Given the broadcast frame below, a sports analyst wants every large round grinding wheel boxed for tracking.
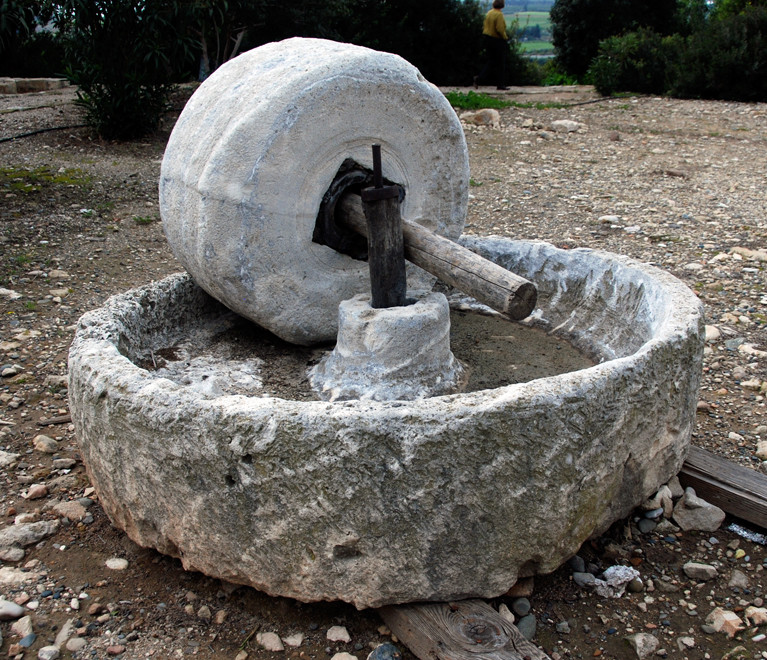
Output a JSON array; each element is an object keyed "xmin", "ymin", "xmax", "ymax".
[{"xmin": 160, "ymin": 38, "xmax": 470, "ymax": 345}]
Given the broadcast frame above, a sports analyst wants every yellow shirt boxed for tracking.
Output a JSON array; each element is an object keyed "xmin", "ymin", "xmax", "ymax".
[{"xmin": 483, "ymin": 8, "xmax": 508, "ymax": 40}]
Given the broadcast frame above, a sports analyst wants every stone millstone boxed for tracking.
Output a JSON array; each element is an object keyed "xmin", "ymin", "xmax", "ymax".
[
  {"xmin": 67, "ymin": 239, "xmax": 704, "ymax": 609},
  {"xmin": 159, "ymin": 38, "xmax": 469, "ymax": 345}
]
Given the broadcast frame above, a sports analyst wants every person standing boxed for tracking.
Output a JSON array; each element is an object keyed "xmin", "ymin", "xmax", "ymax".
[{"xmin": 476, "ymin": 0, "xmax": 510, "ymax": 90}]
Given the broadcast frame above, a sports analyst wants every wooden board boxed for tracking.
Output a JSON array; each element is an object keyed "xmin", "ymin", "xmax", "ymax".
[
  {"xmin": 679, "ymin": 445, "xmax": 767, "ymax": 529},
  {"xmin": 379, "ymin": 600, "xmax": 551, "ymax": 660}
]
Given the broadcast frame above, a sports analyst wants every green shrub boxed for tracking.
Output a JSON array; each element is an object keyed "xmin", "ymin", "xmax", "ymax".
[
  {"xmin": 53, "ymin": 0, "xmax": 190, "ymax": 140},
  {"xmin": 588, "ymin": 28, "xmax": 678, "ymax": 96},
  {"xmin": 671, "ymin": 5, "xmax": 767, "ymax": 102}
]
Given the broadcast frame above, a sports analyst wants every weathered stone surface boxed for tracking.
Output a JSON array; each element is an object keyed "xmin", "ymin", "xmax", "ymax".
[
  {"xmin": 683, "ymin": 561, "xmax": 718, "ymax": 581},
  {"xmin": 672, "ymin": 487, "xmax": 726, "ymax": 531},
  {"xmin": 0, "ymin": 521, "xmax": 59, "ymax": 557},
  {"xmin": 160, "ymin": 38, "xmax": 469, "ymax": 345},
  {"xmin": 309, "ymin": 292, "xmax": 464, "ymax": 401},
  {"xmin": 625, "ymin": 632, "xmax": 659, "ymax": 659},
  {"xmin": 68, "ymin": 239, "xmax": 703, "ymax": 608}
]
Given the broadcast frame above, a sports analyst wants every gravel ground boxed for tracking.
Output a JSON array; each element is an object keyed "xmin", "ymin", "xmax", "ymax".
[{"xmin": 1, "ymin": 82, "xmax": 767, "ymax": 660}]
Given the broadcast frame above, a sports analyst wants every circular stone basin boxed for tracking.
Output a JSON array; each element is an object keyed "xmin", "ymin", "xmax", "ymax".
[{"xmin": 68, "ymin": 238, "xmax": 703, "ymax": 609}]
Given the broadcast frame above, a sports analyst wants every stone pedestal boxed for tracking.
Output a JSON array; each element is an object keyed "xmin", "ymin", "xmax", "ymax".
[{"xmin": 309, "ymin": 291, "xmax": 465, "ymax": 402}]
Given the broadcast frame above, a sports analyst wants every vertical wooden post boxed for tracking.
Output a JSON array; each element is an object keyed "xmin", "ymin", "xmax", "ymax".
[{"xmin": 361, "ymin": 145, "xmax": 407, "ymax": 308}]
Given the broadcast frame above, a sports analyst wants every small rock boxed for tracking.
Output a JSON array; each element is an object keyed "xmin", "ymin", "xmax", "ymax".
[
  {"xmin": 567, "ymin": 555, "xmax": 586, "ymax": 573},
  {"xmin": 366, "ymin": 643, "xmax": 402, "ymax": 660},
  {"xmin": 0, "ymin": 450, "xmax": 20, "ymax": 467},
  {"xmin": 624, "ymin": 632, "xmax": 659, "ymax": 659},
  {"xmin": 0, "ymin": 598, "xmax": 26, "ymax": 620},
  {"xmin": 672, "ymin": 487, "xmax": 726, "ymax": 532},
  {"xmin": 460, "ymin": 109, "xmax": 501, "ymax": 129},
  {"xmin": 573, "ymin": 572, "xmax": 596, "ymax": 588},
  {"xmin": 637, "ymin": 518, "xmax": 656, "ymax": 534},
  {"xmin": 506, "ymin": 576, "xmax": 534, "ymax": 598},
  {"xmin": 327, "ymin": 625, "xmax": 352, "ymax": 643},
  {"xmin": 283, "ymin": 632, "xmax": 304, "ymax": 648},
  {"xmin": 331, "ymin": 654, "xmax": 358, "ymax": 660},
  {"xmin": 256, "ymin": 632, "xmax": 284, "ymax": 652},
  {"xmin": 729, "ymin": 569, "xmax": 749, "ymax": 589},
  {"xmin": 12, "ymin": 614, "xmax": 34, "ymax": 637},
  {"xmin": 37, "ymin": 646, "xmax": 60, "ymax": 660},
  {"xmin": 551, "ymin": 119, "xmax": 582, "ymax": 133},
  {"xmin": 511, "ymin": 598, "xmax": 531, "ymax": 617},
  {"xmin": 234, "ymin": 652, "xmax": 249, "ymax": 660},
  {"xmin": 683, "ymin": 562, "xmax": 718, "ymax": 581},
  {"xmin": 676, "ymin": 636, "xmax": 695, "ymax": 650},
  {"xmin": 25, "ymin": 483, "xmax": 48, "ymax": 500},
  {"xmin": 105, "ymin": 557, "xmax": 128, "ymax": 571},
  {"xmin": 106, "ymin": 645, "xmax": 126, "ymax": 656},
  {"xmin": 556, "ymin": 620, "xmax": 570, "ymax": 634},
  {"xmin": 593, "ymin": 565, "xmax": 640, "ymax": 598},
  {"xmin": 214, "ymin": 609, "xmax": 228, "ymax": 625},
  {"xmin": 627, "ymin": 578, "xmax": 644, "ymax": 593},
  {"xmin": 33, "ymin": 435, "xmax": 58, "ymax": 453},
  {"xmin": 756, "ymin": 440, "xmax": 767, "ymax": 461},
  {"xmin": 66, "ymin": 637, "xmax": 87, "ymax": 652},
  {"xmin": 745, "ymin": 606, "xmax": 767, "ymax": 626},
  {"xmin": 516, "ymin": 614, "xmax": 536, "ymax": 640},
  {"xmin": 705, "ymin": 325, "xmax": 721, "ymax": 342},
  {"xmin": 498, "ymin": 602, "xmax": 515, "ymax": 624},
  {"xmin": 706, "ymin": 607, "xmax": 745, "ymax": 638},
  {"xmin": 53, "ymin": 501, "xmax": 87, "ymax": 522},
  {"xmin": 197, "ymin": 604, "xmax": 212, "ymax": 622}
]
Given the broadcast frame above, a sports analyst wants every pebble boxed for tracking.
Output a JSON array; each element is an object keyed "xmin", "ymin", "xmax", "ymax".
[
  {"xmin": 106, "ymin": 645, "xmax": 126, "ymax": 656},
  {"xmin": 327, "ymin": 625, "xmax": 352, "ymax": 643},
  {"xmin": 625, "ymin": 632, "xmax": 658, "ymax": 659},
  {"xmin": 516, "ymin": 614, "xmax": 536, "ymax": 640},
  {"xmin": 37, "ymin": 646, "xmax": 60, "ymax": 660},
  {"xmin": 331, "ymin": 654, "xmax": 358, "ymax": 660},
  {"xmin": 256, "ymin": 632, "xmax": 284, "ymax": 651},
  {"xmin": 25, "ymin": 483, "xmax": 48, "ymax": 500},
  {"xmin": 283, "ymin": 632, "xmax": 304, "ymax": 647},
  {"xmin": 105, "ymin": 557, "xmax": 128, "ymax": 570},
  {"xmin": 66, "ymin": 637, "xmax": 86, "ymax": 652},
  {"xmin": 366, "ymin": 643, "xmax": 402, "ymax": 660},
  {"xmin": 0, "ymin": 598, "xmax": 26, "ymax": 620},
  {"xmin": 511, "ymin": 597, "xmax": 531, "ymax": 617},
  {"xmin": 32, "ymin": 434, "xmax": 58, "ymax": 453},
  {"xmin": 197, "ymin": 604, "xmax": 211, "ymax": 622},
  {"xmin": 683, "ymin": 561, "xmax": 718, "ymax": 581}
]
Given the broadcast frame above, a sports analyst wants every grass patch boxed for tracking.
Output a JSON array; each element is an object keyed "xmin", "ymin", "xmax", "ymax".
[
  {"xmin": 508, "ymin": 100, "xmax": 570, "ymax": 110},
  {"xmin": 0, "ymin": 165, "xmax": 91, "ymax": 195},
  {"xmin": 133, "ymin": 214, "xmax": 158, "ymax": 225},
  {"xmin": 444, "ymin": 91, "xmax": 511, "ymax": 110}
]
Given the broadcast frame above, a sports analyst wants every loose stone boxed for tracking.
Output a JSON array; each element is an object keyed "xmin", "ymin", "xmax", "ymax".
[
  {"xmin": 683, "ymin": 562, "xmax": 718, "ymax": 581},
  {"xmin": 66, "ymin": 637, "xmax": 86, "ymax": 652},
  {"xmin": 672, "ymin": 488, "xmax": 726, "ymax": 532},
  {"xmin": 624, "ymin": 632, "xmax": 659, "ymax": 659},
  {"xmin": 0, "ymin": 598, "xmax": 25, "ymax": 620},
  {"xmin": 32, "ymin": 435, "xmax": 58, "ymax": 453},
  {"xmin": 37, "ymin": 646, "xmax": 60, "ymax": 660},
  {"xmin": 283, "ymin": 633, "xmax": 304, "ymax": 648},
  {"xmin": 516, "ymin": 614, "xmax": 536, "ymax": 640},
  {"xmin": 105, "ymin": 557, "xmax": 128, "ymax": 571},
  {"xmin": 256, "ymin": 632, "xmax": 284, "ymax": 652},
  {"xmin": 511, "ymin": 598, "xmax": 531, "ymax": 617},
  {"xmin": 366, "ymin": 643, "xmax": 402, "ymax": 660},
  {"xmin": 327, "ymin": 625, "xmax": 352, "ymax": 643}
]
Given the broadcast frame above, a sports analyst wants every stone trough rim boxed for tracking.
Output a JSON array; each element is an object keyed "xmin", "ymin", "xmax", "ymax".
[{"xmin": 71, "ymin": 240, "xmax": 699, "ymax": 409}]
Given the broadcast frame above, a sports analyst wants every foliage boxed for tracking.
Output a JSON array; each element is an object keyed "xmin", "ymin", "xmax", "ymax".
[
  {"xmin": 671, "ymin": 4, "xmax": 767, "ymax": 101},
  {"xmin": 0, "ymin": 0, "xmax": 62, "ymax": 76},
  {"xmin": 550, "ymin": 0, "xmax": 679, "ymax": 79},
  {"xmin": 444, "ymin": 90, "xmax": 512, "ymax": 109},
  {"xmin": 52, "ymin": 0, "xmax": 191, "ymax": 140},
  {"xmin": 538, "ymin": 58, "xmax": 578, "ymax": 85},
  {"xmin": 588, "ymin": 28, "xmax": 677, "ymax": 96}
]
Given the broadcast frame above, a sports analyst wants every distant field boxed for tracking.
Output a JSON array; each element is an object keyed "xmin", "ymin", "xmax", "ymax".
[
  {"xmin": 510, "ymin": 11, "xmax": 552, "ymax": 31},
  {"xmin": 520, "ymin": 40, "xmax": 554, "ymax": 54}
]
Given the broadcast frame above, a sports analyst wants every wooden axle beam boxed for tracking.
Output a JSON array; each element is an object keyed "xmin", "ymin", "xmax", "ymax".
[{"xmin": 338, "ymin": 194, "xmax": 537, "ymax": 320}]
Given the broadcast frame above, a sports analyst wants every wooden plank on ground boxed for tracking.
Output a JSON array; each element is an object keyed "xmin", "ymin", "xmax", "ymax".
[
  {"xmin": 679, "ymin": 445, "xmax": 767, "ymax": 529},
  {"xmin": 378, "ymin": 599, "xmax": 551, "ymax": 660}
]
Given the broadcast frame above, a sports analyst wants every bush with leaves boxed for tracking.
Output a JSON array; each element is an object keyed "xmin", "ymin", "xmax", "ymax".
[
  {"xmin": 53, "ymin": 0, "xmax": 190, "ymax": 140},
  {"xmin": 588, "ymin": 28, "xmax": 679, "ymax": 97},
  {"xmin": 550, "ymin": 0, "xmax": 679, "ymax": 80},
  {"xmin": 671, "ymin": 4, "xmax": 767, "ymax": 101}
]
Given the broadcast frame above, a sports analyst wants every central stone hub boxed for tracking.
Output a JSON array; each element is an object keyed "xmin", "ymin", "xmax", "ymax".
[{"xmin": 309, "ymin": 290, "xmax": 465, "ymax": 401}]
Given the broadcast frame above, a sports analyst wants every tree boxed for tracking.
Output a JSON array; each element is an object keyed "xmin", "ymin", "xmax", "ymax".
[
  {"xmin": 52, "ymin": 0, "xmax": 190, "ymax": 139},
  {"xmin": 550, "ymin": 0, "xmax": 678, "ymax": 79}
]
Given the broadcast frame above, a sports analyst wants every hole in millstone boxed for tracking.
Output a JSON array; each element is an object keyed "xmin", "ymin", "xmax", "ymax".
[
  {"xmin": 312, "ymin": 158, "xmax": 405, "ymax": 260},
  {"xmin": 241, "ymin": 453, "xmax": 253, "ymax": 464},
  {"xmin": 224, "ymin": 473, "xmax": 236, "ymax": 487}
]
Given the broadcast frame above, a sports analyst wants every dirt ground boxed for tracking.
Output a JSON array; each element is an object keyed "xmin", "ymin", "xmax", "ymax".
[{"xmin": 1, "ymin": 82, "xmax": 767, "ymax": 660}]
